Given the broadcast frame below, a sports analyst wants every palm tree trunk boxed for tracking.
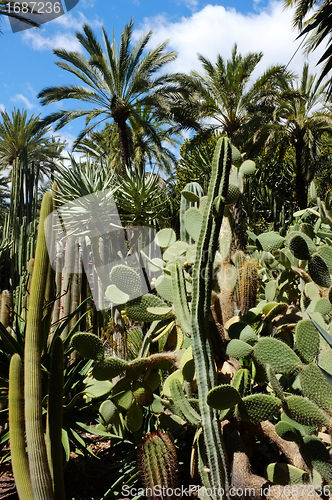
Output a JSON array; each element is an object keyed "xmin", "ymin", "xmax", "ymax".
[
  {"xmin": 295, "ymin": 144, "xmax": 308, "ymax": 210},
  {"xmin": 229, "ymin": 199, "xmax": 248, "ymax": 251}
]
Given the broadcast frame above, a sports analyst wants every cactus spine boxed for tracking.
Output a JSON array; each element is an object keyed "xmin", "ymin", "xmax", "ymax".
[
  {"xmin": 191, "ymin": 137, "xmax": 232, "ymax": 499},
  {"xmin": 24, "ymin": 191, "xmax": 54, "ymax": 500}
]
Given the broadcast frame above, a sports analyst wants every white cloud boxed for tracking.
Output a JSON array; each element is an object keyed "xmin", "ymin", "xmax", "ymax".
[
  {"xmin": 133, "ymin": 1, "xmax": 324, "ymax": 79},
  {"xmin": 21, "ymin": 10, "xmax": 102, "ymax": 52},
  {"xmin": 22, "ymin": 28, "xmax": 83, "ymax": 52},
  {"xmin": 0, "ymin": 104, "xmax": 5, "ymax": 112},
  {"xmin": 52, "ymin": 11, "xmax": 102, "ymax": 31},
  {"xmin": 11, "ymin": 94, "xmax": 35, "ymax": 109}
]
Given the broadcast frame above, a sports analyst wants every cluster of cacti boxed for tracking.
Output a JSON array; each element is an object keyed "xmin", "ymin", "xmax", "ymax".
[{"xmin": 8, "ymin": 136, "xmax": 332, "ymax": 500}]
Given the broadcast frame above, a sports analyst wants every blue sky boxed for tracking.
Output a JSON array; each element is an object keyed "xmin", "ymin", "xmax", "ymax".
[{"xmin": 0, "ymin": 0, "xmax": 321, "ymax": 151}]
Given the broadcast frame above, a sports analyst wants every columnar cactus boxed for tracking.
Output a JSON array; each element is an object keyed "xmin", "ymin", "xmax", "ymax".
[
  {"xmin": 137, "ymin": 431, "xmax": 179, "ymax": 500},
  {"xmin": 23, "ymin": 191, "xmax": 54, "ymax": 500},
  {"xmin": 190, "ymin": 137, "xmax": 232, "ymax": 498}
]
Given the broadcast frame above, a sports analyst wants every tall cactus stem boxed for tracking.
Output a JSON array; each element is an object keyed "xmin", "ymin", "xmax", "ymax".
[
  {"xmin": 9, "ymin": 354, "xmax": 34, "ymax": 500},
  {"xmin": 46, "ymin": 336, "xmax": 65, "ymax": 500},
  {"xmin": 191, "ymin": 137, "xmax": 232, "ymax": 499},
  {"xmin": 24, "ymin": 191, "xmax": 54, "ymax": 500}
]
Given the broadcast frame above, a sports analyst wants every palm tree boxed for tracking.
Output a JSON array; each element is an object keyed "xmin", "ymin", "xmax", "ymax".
[
  {"xmin": 180, "ymin": 46, "xmax": 291, "ymax": 249},
  {"xmin": 258, "ymin": 63, "xmax": 332, "ymax": 209},
  {"xmin": 75, "ymin": 106, "xmax": 181, "ymax": 175},
  {"xmin": 38, "ymin": 19, "xmax": 195, "ymax": 171},
  {"xmin": 284, "ymin": 0, "xmax": 332, "ymax": 95},
  {"xmin": 182, "ymin": 45, "xmax": 290, "ymax": 148},
  {"xmin": 0, "ymin": 108, "xmax": 65, "ymax": 175}
]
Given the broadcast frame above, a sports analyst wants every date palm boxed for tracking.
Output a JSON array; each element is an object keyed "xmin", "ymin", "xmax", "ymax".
[
  {"xmin": 0, "ymin": 108, "xmax": 65, "ymax": 175},
  {"xmin": 182, "ymin": 45, "xmax": 290, "ymax": 148},
  {"xmin": 258, "ymin": 63, "xmax": 332, "ymax": 209},
  {"xmin": 38, "ymin": 19, "xmax": 192, "ymax": 171},
  {"xmin": 181, "ymin": 46, "xmax": 290, "ymax": 249},
  {"xmin": 75, "ymin": 107, "xmax": 181, "ymax": 175}
]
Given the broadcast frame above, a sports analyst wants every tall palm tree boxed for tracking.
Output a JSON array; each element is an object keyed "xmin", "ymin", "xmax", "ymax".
[
  {"xmin": 284, "ymin": 0, "xmax": 332, "ymax": 95},
  {"xmin": 258, "ymin": 63, "xmax": 332, "ymax": 209},
  {"xmin": 182, "ymin": 45, "xmax": 290, "ymax": 148},
  {"xmin": 38, "ymin": 19, "xmax": 195, "ymax": 170}
]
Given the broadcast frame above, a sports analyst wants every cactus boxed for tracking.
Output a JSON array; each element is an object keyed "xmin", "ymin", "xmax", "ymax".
[
  {"xmin": 287, "ymin": 232, "xmax": 316, "ymax": 260},
  {"xmin": 239, "ymin": 325, "xmax": 257, "ymax": 344},
  {"xmin": 126, "ymin": 402, "xmax": 143, "ymax": 432},
  {"xmin": 295, "ymin": 320, "xmax": 320, "ymax": 363},
  {"xmin": 71, "ymin": 332, "xmax": 105, "ymax": 360},
  {"xmin": 300, "ymin": 435, "xmax": 331, "ymax": 481},
  {"xmin": 9, "ymin": 193, "xmax": 66, "ymax": 500},
  {"xmin": 283, "ymin": 395, "xmax": 330, "ymax": 428},
  {"xmin": 207, "ymin": 384, "xmax": 242, "ymax": 410},
  {"xmin": 239, "ymin": 159, "xmax": 256, "ymax": 178},
  {"xmin": 226, "ymin": 339, "xmax": 253, "ymax": 358},
  {"xmin": 308, "ymin": 253, "xmax": 332, "ymax": 288},
  {"xmin": 109, "ymin": 264, "xmax": 142, "ymax": 296},
  {"xmin": 237, "ymin": 259, "xmax": 259, "ymax": 314},
  {"xmin": 317, "ymin": 245, "xmax": 332, "ymax": 274},
  {"xmin": 253, "ymin": 337, "xmax": 302, "ymax": 374},
  {"xmin": 169, "ymin": 377, "xmax": 201, "ymax": 426},
  {"xmin": 99, "ymin": 399, "xmax": 117, "ymax": 426},
  {"xmin": 266, "ymin": 364, "xmax": 285, "ymax": 401},
  {"xmin": 190, "ymin": 137, "xmax": 233, "ymax": 499},
  {"xmin": 235, "ymin": 394, "xmax": 281, "ymax": 423},
  {"xmin": 92, "ymin": 357, "xmax": 128, "ymax": 380},
  {"xmin": 274, "ymin": 421, "xmax": 302, "ymax": 442},
  {"xmin": 155, "ymin": 228, "xmax": 177, "ymax": 248},
  {"xmin": 224, "ymin": 183, "xmax": 241, "ymax": 205},
  {"xmin": 313, "ymin": 297, "xmax": 332, "ymax": 315},
  {"xmin": 46, "ymin": 336, "xmax": 65, "ymax": 500},
  {"xmin": 256, "ymin": 231, "xmax": 285, "ymax": 252},
  {"xmin": 137, "ymin": 431, "xmax": 179, "ymax": 500},
  {"xmin": 111, "ymin": 378, "xmax": 133, "ymax": 410},
  {"xmin": 184, "ymin": 207, "xmax": 203, "ymax": 242},
  {"xmin": 125, "ymin": 294, "xmax": 173, "ymax": 322},
  {"xmin": 24, "ymin": 191, "xmax": 54, "ymax": 500},
  {"xmin": 266, "ymin": 463, "xmax": 308, "ymax": 485},
  {"xmin": 8, "ymin": 354, "xmax": 34, "ymax": 500},
  {"xmin": 171, "ymin": 261, "xmax": 191, "ymax": 337},
  {"xmin": 132, "ymin": 381, "xmax": 153, "ymax": 406},
  {"xmin": 299, "ymin": 363, "xmax": 332, "ymax": 412}
]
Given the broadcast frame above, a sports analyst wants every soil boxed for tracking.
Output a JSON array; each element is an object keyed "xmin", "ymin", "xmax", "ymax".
[{"xmin": 0, "ymin": 434, "xmax": 117, "ymax": 500}]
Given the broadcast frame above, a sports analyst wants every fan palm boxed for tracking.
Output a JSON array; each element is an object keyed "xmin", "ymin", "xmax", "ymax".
[
  {"xmin": 38, "ymin": 19, "xmax": 193, "ymax": 171},
  {"xmin": 258, "ymin": 63, "xmax": 332, "ymax": 209}
]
